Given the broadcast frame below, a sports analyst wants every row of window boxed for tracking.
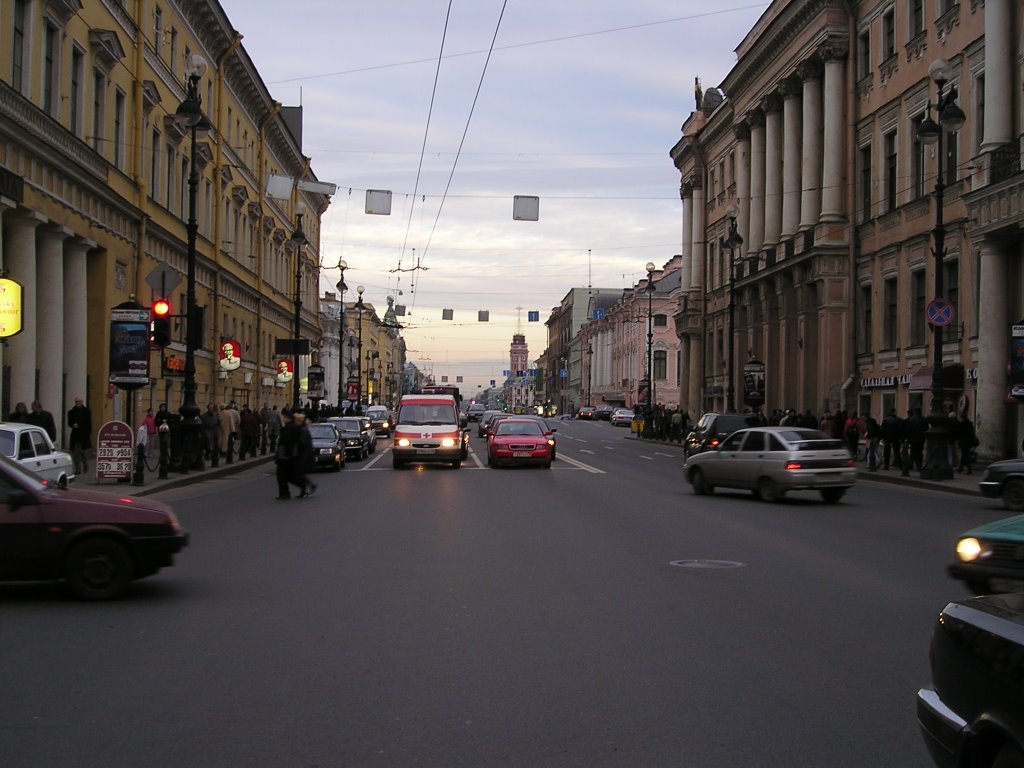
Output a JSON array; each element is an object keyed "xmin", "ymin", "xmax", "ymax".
[
  {"xmin": 857, "ymin": 0, "xmax": 958, "ymax": 81},
  {"xmin": 858, "ymin": 260, "xmax": 960, "ymax": 352}
]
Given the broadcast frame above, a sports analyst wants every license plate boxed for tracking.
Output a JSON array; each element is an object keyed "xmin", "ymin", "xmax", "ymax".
[
  {"xmin": 416, "ymin": 448, "xmax": 436, "ymax": 455},
  {"xmin": 513, "ymin": 451, "xmax": 531, "ymax": 458}
]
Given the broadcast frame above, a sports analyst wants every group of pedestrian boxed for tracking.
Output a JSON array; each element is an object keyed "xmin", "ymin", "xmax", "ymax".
[{"xmin": 647, "ymin": 404, "xmax": 690, "ymax": 442}]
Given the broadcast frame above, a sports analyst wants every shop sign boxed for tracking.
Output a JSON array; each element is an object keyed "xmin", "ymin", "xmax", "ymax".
[
  {"xmin": 860, "ymin": 374, "xmax": 913, "ymax": 389},
  {"xmin": 219, "ymin": 339, "xmax": 241, "ymax": 371}
]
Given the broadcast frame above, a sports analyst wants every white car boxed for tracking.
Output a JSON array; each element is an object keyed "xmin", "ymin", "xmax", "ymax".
[
  {"xmin": 0, "ymin": 422, "xmax": 76, "ymax": 487},
  {"xmin": 610, "ymin": 408, "xmax": 635, "ymax": 427}
]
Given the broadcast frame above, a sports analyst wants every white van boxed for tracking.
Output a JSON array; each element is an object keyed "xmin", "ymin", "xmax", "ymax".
[{"xmin": 391, "ymin": 394, "xmax": 467, "ymax": 469}]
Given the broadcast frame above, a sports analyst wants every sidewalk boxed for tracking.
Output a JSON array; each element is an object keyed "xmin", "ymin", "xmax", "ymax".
[{"xmin": 82, "ymin": 450, "xmax": 274, "ymax": 498}]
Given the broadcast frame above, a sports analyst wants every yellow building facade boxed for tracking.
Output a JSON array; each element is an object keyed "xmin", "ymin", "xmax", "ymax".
[{"xmin": 0, "ymin": 0, "xmax": 329, "ymax": 443}]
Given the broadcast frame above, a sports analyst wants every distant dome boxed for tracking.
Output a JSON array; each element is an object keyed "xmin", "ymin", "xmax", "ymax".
[{"xmin": 702, "ymin": 88, "xmax": 724, "ymax": 114}]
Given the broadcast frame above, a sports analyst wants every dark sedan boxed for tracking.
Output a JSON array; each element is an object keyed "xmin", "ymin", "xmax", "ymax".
[
  {"xmin": 328, "ymin": 417, "xmax": 372, "ymax": 460},
  {"xmin": 307, "ymin": 422, "xmax": 345, "ymax": 471},
  {"xmin": 979, "ymin": 457, "xmax": 1024, "ymax": 511},
  {"xmin": 0, "ymin": 454, "xmax": 188, "ymax": 599},
  {"xmin": 948, "ymin": 513, "xmax": 1024, "ymax": 594}
]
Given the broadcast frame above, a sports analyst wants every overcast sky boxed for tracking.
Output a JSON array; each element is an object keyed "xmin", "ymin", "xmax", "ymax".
[{"xmin": 217, "ymin": 0, "xmax": 768, "ymax": 391}]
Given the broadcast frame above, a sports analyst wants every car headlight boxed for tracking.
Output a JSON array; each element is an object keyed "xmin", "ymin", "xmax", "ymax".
[
  {"xmin": 320, "ymin": 448, "xmax": 332, "ymax": 454},
  {"xmin": 396, "ymin": 438, "xmax": 411, "ymax": 447},
  {"xmin": 441, "ymin": 437, "xmax": 456, "ymax": 448},
  {"xmin": 346, "ymin": 439, "xmax": 361, "ymax": 446},
  {"xmin": 956, "ymin": 537, "xmax": 985, "ymax": 562}
]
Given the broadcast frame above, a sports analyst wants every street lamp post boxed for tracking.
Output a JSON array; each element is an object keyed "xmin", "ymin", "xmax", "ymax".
[
  {"xmin": 916, "ymin": 59, "xmax": 965, "ymax": 481},
  {"xmin": 335, "ymin": 261, "xmax": 347, "ymax": 409},
  {"xmin": 723, "ymin": 204, "xmax": 744, "ymax": 413},
  {"xmin": 174, "ymin": 54, "xmax": 212, "ymax": 473},
  {"xmin": 643, "ymin": 262, "xmax": 656, "ymax": 437},
  {"xmin": 586, "ymin": 342, "xmax": 593, "ymax": 409},
  {"xmin": 354, "ymin": 285, "xmax": 365, "ymax": 413},
  {"xmin": 290, "ymin": 204, "xmax": 308, "ymax": 409}
]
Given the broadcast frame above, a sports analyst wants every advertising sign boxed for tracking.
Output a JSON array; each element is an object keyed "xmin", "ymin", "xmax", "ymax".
[
  {"xmin": 307, "ymin": 364, "xmax": 325, "ymax": 400},
  {"xmin": 346, "ymin": 381, "xmax": 360, "ymax": 401},
  {"xmin": 219, "ymin": 339, "xmax": 241, "ymax": 371},
  {"xmin": 96, "ymin": 421, "xmax": 134, "ymax": 480},
  {"xmin": 276, "ymin": 358, "xmax": 293, "ymax": 383},
  {"xmin": 0, "ymin": 277, "xmax": 24, "ymax": 337},
  {"xmin": 743, "ymin": 358, "xmax": 766, "ymax": 408},
  {"xmin": 1011, "ymin": 321, "xmax": 1024, "ymax": 399},
  {"xmin": 109, "ymin": 304, "xmax": 150, "ymax": 388}
]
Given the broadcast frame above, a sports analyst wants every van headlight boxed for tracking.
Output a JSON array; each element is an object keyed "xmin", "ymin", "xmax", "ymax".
[
  {"xmin": 396, "ymin": 438, "xmax": 411, "ymax": 447},
  {"xmin": 441, "ymin": 437, "xmax": 456, "ymax": 448}
]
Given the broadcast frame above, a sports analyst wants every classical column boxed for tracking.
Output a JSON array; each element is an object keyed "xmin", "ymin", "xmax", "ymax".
[
  {"xmin": 688, "ymin": 333, "xmax": 702, "ymax": 418},
  {"xmin": 679, "ymin": 337, "xmax": 692, "ymax": 415},
  {"xmin": 4, "ymin": 212, "xmax": 45, "ymax": 405},
  {"xmin": 975, "ymin": 238, "xmax": 1008, "ymax": 460},
  {"xmin": 63, "ymin": 238, "xmax": 94, "ymax": 419},
  {"xmin": 747, "ymin": 109, "xmax": 766, "ymax": 257},
  {"xmin": 37, "ymin": 225, "xmax": 72, "ymax": 421},
  {"xmin": 733, "ymin": 122, "xmax": 751, "ymax": 247},
  {"xmin": 982, "ymin": 0, "xmax": 1012, "ymax": 152},
  {"xmin": 798, "ymin": 59, "xmax": 824, "ymax": 230},
  {"xmin": 820, "ymin": 42, "xmax": 847, "ymax": 222},
  {"xmin": 689, "ymin": 179, "xmax": 704, "ymax": 291},
  {"xmin": 763, "ymin": 94, "xmax": 783, "ymax": 248},
  {"xmin": 679, "ymin": 182, "xmax": 692, "ymax": 294},
  {"xmin": 780, "ymin": 79, "xmax": 803, "ymax": 241}
]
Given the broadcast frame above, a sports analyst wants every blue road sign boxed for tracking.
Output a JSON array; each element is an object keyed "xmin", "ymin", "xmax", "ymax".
[{"xmin": 926, "ymin": 299, "xmax": 954, "ymax": 327}]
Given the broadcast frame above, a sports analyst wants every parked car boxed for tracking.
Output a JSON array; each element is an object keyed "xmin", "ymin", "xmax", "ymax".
[
  {"xmin": 948, "ymin": 512, "xmax": 1024, "ymax": 594},
  {"xmin": 916, "ymin": 592, "xmax": 1024, "ymax": 768},
  {"xmin": 0, "ymin": 454, "xmax": 188, "ymax": 599},
  {"xmin": 979, "ymin": 458, "xmax": 1024, "ymax": 511},
  {"xmin": 486, "ymin": 418, "xmax": 554, "ymax": 469},
  {"xmin": 595, "ymin": 405, "xmax": 615, "ymax": 421},
  {"xmin": 683, "ymin": 427, "xmax": 856, "ymax": 503},
  {"xmin": 465, "ymin": 403, "xmax": 489, "ymax": 423},
  {"xmin": 0, "ymin": 422, "xmax": 75, "ymax": 487},
  {"xmin": 306, "ymin": 422, "xmax": 345, "ymax": 471},
  {"xmin": 684, "ymin": 412, "xmax": 761, "ymax": 457},
  {"xmin": 610, "ymin": 408, "xmax": 634, "ymax": 427},
  {"xmin": 577, "ymin": 406, "xmax": 596, "ymax": 420},
  {"xmin": 328, "ymin": 417, "xmax": 372, "ymax": 460},
  {"xmin": 364, "ymin": 406, "xmax": 393, "ymax": 438}
]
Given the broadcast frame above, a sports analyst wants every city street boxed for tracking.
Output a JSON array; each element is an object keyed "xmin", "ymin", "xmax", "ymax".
[{"xmin": 0, "ymin": 420, "xmax": 1004, "ymax": 768}]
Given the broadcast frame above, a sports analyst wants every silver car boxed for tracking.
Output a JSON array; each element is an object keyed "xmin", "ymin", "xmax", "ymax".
[
  {"xmin": 0, "ymin": 422, "xmax": 76, "ymax": 487},
  {"xmin": 683, "ymin": 427, "xmax": 856, "ymax": 503}
]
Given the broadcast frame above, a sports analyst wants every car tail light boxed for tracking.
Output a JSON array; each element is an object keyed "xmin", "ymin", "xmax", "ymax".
[
  {"xmin": 785, "ymin": 462, "xmax": 802, "ymax": 471},
  {"xmin": 710, "ymin": 439, "xmax": 719, "ymax": 447}
]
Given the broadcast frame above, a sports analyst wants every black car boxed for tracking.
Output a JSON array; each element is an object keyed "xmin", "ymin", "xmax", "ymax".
[
  {"xmin": 306, "ymin": 422, "xmax": 345, "ymax": 471},
  {"xmin": 364, "ymin": 406, "xmax": 393, "ymax": 438},
  {"xmin": 917, "ymin": 592, "xmax": 1024, "ymax": 768},
  {"xmin": 595, "ymin": 405, "xmax": 615, "ymax": 421},
  {"xmin": 684, "ymin": 412, "xmax": 760, "ymax": 458},
  {"xmin": 329, "ymin": 417, "xmax": 372, "ymax": 460},
  {"xmin": 0, "ymin": 454, "xmax": 188, "ymax": 599},
  {"xmin": 466, "ymin": 403, "xmax": 488, "ymax": 423},
  {"xmin": 979, "ymin": 458, "xmax": 1024, "ymax": 511}
]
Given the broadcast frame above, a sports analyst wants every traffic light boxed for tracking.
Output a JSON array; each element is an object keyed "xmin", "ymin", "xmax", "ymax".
[{"xmin": 151, "ymin": 299, "xmax": 172, "ymax": 348}]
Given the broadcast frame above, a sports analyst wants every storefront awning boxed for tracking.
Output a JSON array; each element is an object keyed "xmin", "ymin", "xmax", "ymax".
[
  {"xmin": 602, "ymin": 393, "xmax": 626, "ymax": 403},
  {"xmin": 909, "ymin": 364, "xmax": 965, "ymax": 391}
]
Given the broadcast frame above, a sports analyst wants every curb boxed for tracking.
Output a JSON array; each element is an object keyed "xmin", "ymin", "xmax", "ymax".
[{"xmin": 118, "ymin": 455, "xmax": 275, "ymax": 497}]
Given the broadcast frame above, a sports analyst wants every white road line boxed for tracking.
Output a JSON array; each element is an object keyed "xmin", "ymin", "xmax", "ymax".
[
  {"xmin": 640, "ymin": 455, "xmax": 654, "ymax": 461},
  {"xmin": 580, "ymin": 449, "xmax": 595, "ymax": 455},
  {"xmin": 557, "ymin": 454, "xmax": 606, "ymax": 474},
  {"xmin": 654, "ymin": 452, "xmax": 676, "ymax": 457}
]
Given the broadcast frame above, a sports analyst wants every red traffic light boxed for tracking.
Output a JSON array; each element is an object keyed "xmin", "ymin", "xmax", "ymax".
[{"xmin": 153, "ymin": 299, "xmax": 171, "ymax": 317}]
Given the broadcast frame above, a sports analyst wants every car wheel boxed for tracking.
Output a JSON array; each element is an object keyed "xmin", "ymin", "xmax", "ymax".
[
  {"xmin": 992, "ymin": 741, "xmax": 1024, "ymax": 768},
  {"xmin": 543, "ymin": 462, "xmax": 551, "ymax": 469},
  {"xmin": 692, "ymin": 469, "xmax": 712, "ymax": 495},
  {"xmin": 757, "ymin": 477, "xmax": 782, "ymax": 503},
  {"xmin": 1003, "ymin": 478, "xmax": 1024, "ymax": 511},
  {"xmin": 392, "ymin": 454, "xmax": 405, "ymax": 469},
  {"xmin": 820, "ymin": 488, "xmax": 845, "ymax": 503},
  {"xmin": 65, "ymin": 537, "xmax": 133, "ymax": 601},
  {"xmin": 451, "ymin": 458, "xmax": 461, "ymax": 469}
]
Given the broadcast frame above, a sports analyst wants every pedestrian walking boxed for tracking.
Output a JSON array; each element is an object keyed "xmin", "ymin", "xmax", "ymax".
[
  {"xmin": 881, "ymin": 409, "xmax": 903, "ymax": 470},
  {"xmin": 274, "ymin": 409, "xmax": 316, "ymax": 499},
  {"xmin": 863, "ymin": 414, "xmax": 881, "ymax": 471},
  {"xmin": 27, "ymin": 401, "xmax": 57, "ymax": 441},
  {"xmin": 67, "ymin": 395, "xmax": 92, "ymax": 475},
  {"xmin": 907, "ymin": 408, "xmax": 928, "ymax": 471},
  {"xmin": 266, "ymin": 406, "xmax": 281, "ymax": 453},
  {"xmin": 843, "ymin": 411, "xmax": 861, "ymax": 458},
  {"xmin": 956, "ymin": 413, "xmax": 978, "ymax": 475},
  {"xmin": 239, "ymin": 407, "xmax": 259, "ymax": 459},
  {"xmin": 293, "ymin": 411, "xmax": 316, "ymax": 498},
  {"xmin": 143, "ymin": 408, "xmax": 157, "ymax": 457},
  {"xmin": 200, "ymin": 403, "xmax": 221, "ymax": 464}
]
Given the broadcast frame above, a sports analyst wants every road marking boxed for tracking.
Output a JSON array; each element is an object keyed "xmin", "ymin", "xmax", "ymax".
[
  {"xmin": 640, "ymin": 455, "xmax": 654, "ymax": 461},
  {"xmin": 655, "ymin": 452, "xmax": 676, "ymax": 458},
  {"xmin": 580, "ymin": 449, "xmax": 595, "ymax": 455},
  {"xmin": 557, "ymin": 454, "xmax": 605, "ymax": 474}
]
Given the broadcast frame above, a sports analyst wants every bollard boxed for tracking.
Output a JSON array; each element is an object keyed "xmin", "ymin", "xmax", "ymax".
[{"xmin": 133, "ymin": 443, "xmax": 146, "ymax": 486}]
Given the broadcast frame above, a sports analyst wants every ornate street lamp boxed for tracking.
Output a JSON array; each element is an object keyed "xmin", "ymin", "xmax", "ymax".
[
  {"xmin": 916, "ymin": 59, "xmax": 965, "ymax": 481},
  {"xmin": 290, "ymin": 203, "xmax": 308, "ymax": 409},
  {"xmin": 354, "ymin": 285, "xmax": 365, "ymax": 413},
  {"xmin": 642, "ymin": 262, "xmax": 656, "ymax": 437},
  {"xmin": 335, "ymin": 261, "xmax": 347, "ymax": 408},
  {"xmin": 723, "ymin": 204, "xmax": 744, "ymax": 413},
  {"xmin": 173, "ymin": 54, "xmax": 212, "ymax": 473}
]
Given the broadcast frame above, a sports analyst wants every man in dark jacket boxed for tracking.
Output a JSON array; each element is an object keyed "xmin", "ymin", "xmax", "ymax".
[
  {"xmin": 907, "ymin": 408, "xmax": 928, "ymax": 471},
  {"xmin": 275, "ymin": 409, "xmax": 299, "ymax": 499},
  {"xmin": 67, "ymin": 396, "xmax": 92, "ymax": 475},
  {"xmin": 27, "ymin": 401, "xmax": 57, "ymax": 441},
  {"xmin": 881, "ymin": 409, "xmax": 903, "ymax": 470}
]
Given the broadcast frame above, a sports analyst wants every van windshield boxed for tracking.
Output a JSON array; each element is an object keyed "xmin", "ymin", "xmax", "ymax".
[{"xmin": 399, "ymin": 404, "xmax": 457, "ymax": 426}]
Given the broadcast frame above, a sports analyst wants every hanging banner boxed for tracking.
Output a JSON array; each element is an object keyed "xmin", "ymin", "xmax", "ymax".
[
  {"xmin": 276, "ymin": 358, "xmax": 294, "ymax": 383},
  {"xmin": 219, "ymin": 339, "xmax": 241, "ymax": 371},
  {"xmin": 307, "ymin": 364, "xmax": 325, "ymax": 400},
  {"xmin": 0, "ymin": 277, "xmax": 24, "ymax": 337},
  {"xmin": 743, "ymin": 358, "xmax": 766, "ymax": 408}
]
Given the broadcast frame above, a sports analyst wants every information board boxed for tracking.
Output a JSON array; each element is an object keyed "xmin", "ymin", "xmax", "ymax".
[{"xmin": 96, "ymin": 421, "xmax": 134, "ymax": 480}]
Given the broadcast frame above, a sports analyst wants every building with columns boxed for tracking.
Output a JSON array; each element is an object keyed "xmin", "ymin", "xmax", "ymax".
[
  {"xmin": 0, "ymin": 0, "xmax": 329, "ymax": 446},
  {"xmin": 671, "ymin": 0, "xmax": 1024, "ymax": 460}
]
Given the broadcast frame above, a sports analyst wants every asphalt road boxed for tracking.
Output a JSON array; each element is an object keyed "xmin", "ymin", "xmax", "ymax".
[{"xmin": 0, "ymin": 419, "xmax": 1006, "ymax": 767}]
